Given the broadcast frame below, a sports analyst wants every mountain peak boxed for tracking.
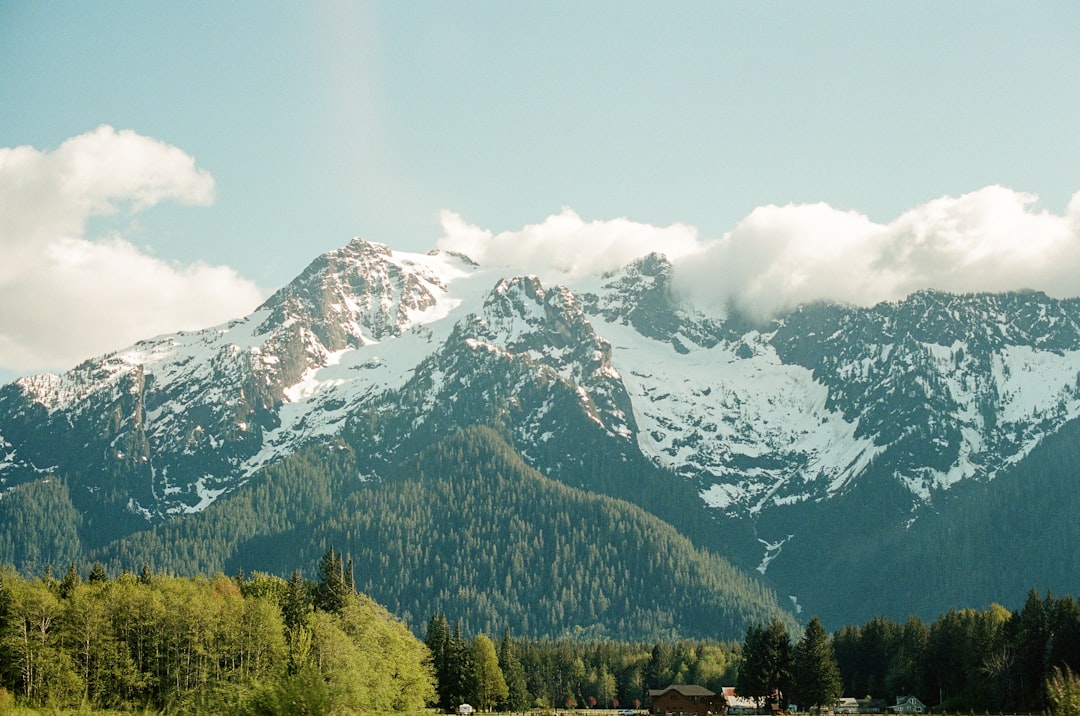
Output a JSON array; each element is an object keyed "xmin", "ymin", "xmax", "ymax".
[{"xmin": 5, "ymin": 235, "xmax": 1080, "ymax": 630}]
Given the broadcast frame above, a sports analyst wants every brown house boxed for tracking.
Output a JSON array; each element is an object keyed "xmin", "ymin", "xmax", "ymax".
[{"xmin": 648, "ymin": 684, "xmax": 725, "ymax": 716}]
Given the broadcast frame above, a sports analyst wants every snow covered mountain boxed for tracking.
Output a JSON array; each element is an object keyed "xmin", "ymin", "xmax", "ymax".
[{"xmin": 4, "ymin": 237, "xmax": 1080, "ymax": 625}]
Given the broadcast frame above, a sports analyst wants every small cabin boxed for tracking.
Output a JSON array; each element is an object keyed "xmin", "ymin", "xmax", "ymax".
[{"xmin": 648, "ymin": 684, "xmax": 725, "ymax": 716}]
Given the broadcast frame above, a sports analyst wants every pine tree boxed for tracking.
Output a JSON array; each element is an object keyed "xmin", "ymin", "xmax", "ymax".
[
  {"xmin": 426, "ymin": 612, "xmax": 453, "ymax": 710},
  {"xmin": 314, "ymin": 547, "xmax": 350, "ymax": 614},
  {"xmin": 738, "ymin": 622, "xmax": 768, "ymax": 707},
  {"xmin": 344, "ymin": 554, "xmax": 355, "ymax": 593},
  {"xmin": 283, "ymin": 570, "xmax": 311, "ymax": 630},
  {"xmin": 764, "ymin": 617, "xmax": 794, "ymax": 708},
  {"xmin": 498, "ymin": 628, "xmax": 530, "ymax": 712},
  {"xmin": 447, "ymin": 622, "xmax": 477, "ymax": 709},
  {"xmin": 87, "ymin": 563, "xmax": 107, "ymax": 584},
  {"xmin": 59, "ymin": 562, "xmax": 81, "ymax": 599},
  {"xmin": 645, "ymin": 642, "xmax": 669, "ymax": 689},
  {"xmin": 138, "ymin": 562, "xmax": 152, "ymax": 585},
  {"xmin": 794, "ymin": 617, "xmax": 842, "ymax": 713},
  {"xmin": 283, "ymin": 569, "xmax": 313, "ymax": 674},
  {"xmin": 739, "ymin": 619, "xmax": 793, "ymax": 709}
]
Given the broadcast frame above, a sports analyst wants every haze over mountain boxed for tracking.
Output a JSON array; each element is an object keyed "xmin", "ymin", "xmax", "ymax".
[{"xmin": 3, "ymin": 233, "xmax": 1080, "ymax": 634}]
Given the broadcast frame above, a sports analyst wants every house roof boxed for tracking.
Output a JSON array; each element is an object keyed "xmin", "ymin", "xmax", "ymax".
[
  {"xmin": 648, "ymin": 685, "xmax": 717, "ymax": 698},
  {"xmin": 721, "ymin": 688, "xmax": 756, "ymax": 709}
]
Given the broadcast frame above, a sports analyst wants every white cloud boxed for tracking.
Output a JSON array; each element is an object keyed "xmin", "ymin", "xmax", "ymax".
[
  {"xmin": 0, "ymin": 126, "xmax": 264, "ymax": 374},
  {"xmin": 676, "ymin": 185, "xmax": 1080, "ymax": 321},
  {"xmin": 440, "ymin": 186, "xmax": 1080, "ymax": 323},
  {"xmin": 437, "ymin": 207, "xmax": 704, "ymax": 282},
  {"xmin": 674, "ymin": 202, "xmax": 889, "ymax": 320}
]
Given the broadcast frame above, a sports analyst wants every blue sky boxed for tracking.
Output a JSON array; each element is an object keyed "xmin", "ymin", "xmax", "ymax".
[{"xmin": 3, "ymin": 2, "xmax": 1080, "ymax": 376}]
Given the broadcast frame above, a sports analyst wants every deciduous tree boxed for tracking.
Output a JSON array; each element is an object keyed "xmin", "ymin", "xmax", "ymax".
[{"xmin": 472, "ymin": 634, "xmax": 508, "ymax": 710}]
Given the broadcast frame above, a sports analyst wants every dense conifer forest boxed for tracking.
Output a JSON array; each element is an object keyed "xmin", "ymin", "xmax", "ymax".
[
  {"xmin": 763, "ymin": 416, "xmax": 1080, "ymax": 628},
  {"xmin": 4, "ymin": 427, "xmax": 793, "ymax": 642},
  {"xmin": 727, "ymin": 591, "xmax": 1080, "ymax": 715}
]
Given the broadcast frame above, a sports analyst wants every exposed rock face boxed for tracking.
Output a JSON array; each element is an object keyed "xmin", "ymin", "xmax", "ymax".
[{"xmin": 5, "ymin": 237, "xmax": 1080, "ymax": 624}]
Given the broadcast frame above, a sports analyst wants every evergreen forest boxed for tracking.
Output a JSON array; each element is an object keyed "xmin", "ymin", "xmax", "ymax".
[
  {"xmin": 424, "ymin": 590, "xmax": 1080, "ymax": 716},
  {"xmin": 731, "ymin": 590, "xmax": 1080, "ymax": 714},
  {"xmin": 2, "ymin": 427, "xmax": 795, "ymax": 642}
]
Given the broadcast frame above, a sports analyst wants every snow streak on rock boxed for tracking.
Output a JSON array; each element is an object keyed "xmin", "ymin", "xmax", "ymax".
[{"xmin": 4, "ymin": 239, "xmax": 1080, "ymax": 529}]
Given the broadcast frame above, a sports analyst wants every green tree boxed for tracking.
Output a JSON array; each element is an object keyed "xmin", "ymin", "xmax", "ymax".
[
  {"xmin": 87, "ymin": 563, "xmax": 107, "ymax": 584},
  {"xmin": 426, "ymin": 612, "xmax": 454, "ymax": 710},
  {"xmin": 138, "ymin": 562, "xmax": 153, "ymax": 585},
  {"xmin": 1009, "ymin": 588, "xmax": 1051, "ymax": 710},
  {"xmin": 794, "ymin": 617, "xmax": 842, "ymax": 713},
  {"xmin": 283, "ymin": 570, "xmax": 314, "ymax": 675},
  {"xmin": 447, "ymin": 623, "xmax": 477, "ymax": 709},
  {"xmin": 59, "ymin": 563, "xmax": 81, "ymax": 599},
  {"xmin": 0, "ymin": 577, "xmax": 82, "ymax": 706},
  {"xmin": 331, "ymin": 593, "xmax": 435, "ymax": 711},
  {"xmin": 594, "ymin": 663, "xmax": 618, "ymax": 708},
  {"xmin": 314, "ymin": 547, "xmax": 351, "ymax": 614},
  {"xmin": 472, "ymin": 634, "xmax": 508, "ymax": 710},
  {"xmin": 738, "ymin": 618, "xmax": 792, "ymax": 709},
  {"xmin": 645, "ymin": 642, "xmax": 670, "ymax": 689},
  {"xmin": 498, "ymin": 628, "xmax": 530, "ymax": 711},
  {"xmin": 738, "ymin": 622, "xmax": 768, "ymax": 707},
  {"xmin": 885, "ymin": 616, "xmax": 928, "ymax": 701}
]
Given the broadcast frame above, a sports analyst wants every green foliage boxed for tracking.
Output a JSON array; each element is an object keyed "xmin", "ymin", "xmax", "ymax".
[
  {"xmin": 508, "ymin": 635, "xmax": 737, "ymax": 710},
  {"xmin": 793, "ymin": 617, "xmax": 842, "ymax": 713},
  {"xmin": 829, "ymin": 592, "xmax": 1080, "ymax": 713},
  {"xmin": 471, "ymin": 634, "xmax": 508, "ymax": 710},
  {"xmin": 86, "ymin": 427, "xmax": 793, "ymax": 642},
  {"xmin": 737, "ymin": 618, "xmax": 793, "ymax": 709},
  {"xmin": 0, "ymin": 565, "xmax": 433, "ymax": 713},
  {"xmin": 1047, "ymin": 665, "xmax": 1080, "ymax": 716},
  {"xmin": 247, "ymin": 665, "xmax": 332, "ymax": 716},
  {"xmin": 498, "ymin": 628, "xmax": 530, "ymax": 711},
  {"xmin": 298, "ymin": 427, "xmax": 792, "ymax": 640},
  {"xmin": 0, "ymin": 478, "xmax": 82, "ymax": 574},
  {"xmin": 313, "ymin": 547, "xmax": 351, "ymax": 615}
]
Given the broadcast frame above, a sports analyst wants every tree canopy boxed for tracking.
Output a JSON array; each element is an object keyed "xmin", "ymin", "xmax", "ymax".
[{"xmin": 0, "ymin": 561, "xmax": 433, "ymax": 713}]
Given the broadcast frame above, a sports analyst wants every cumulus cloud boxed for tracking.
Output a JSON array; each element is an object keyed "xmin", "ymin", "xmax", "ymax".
[
  {"xmin": 0, "ymin": 126, "xmax": 264, "ymax": 374},
  {"xmin": 675, "ymin": 202, "xmax": 888, "ymax": 320},
  {"xmin": 437, "ymin": 207, "xmax": 704, "ymax": 282},
  {"xmin": 440, "ymin": 186, "xmax": 1080, "ymax": 323},
  {"xmin": 677, "ymin": 186, "xmax": 1080, "ymax": 321}
]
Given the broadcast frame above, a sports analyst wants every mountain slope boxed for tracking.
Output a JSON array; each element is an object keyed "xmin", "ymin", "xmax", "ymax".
[
  {"xmin": 4, "ymin": 236, "xmax": 1080, "ymax": 629},
  {"xmin": 93, "ymin": 426, "xmax": 795, "ymax": 640},
  {"xmin": 762, "ymin": 412, "xmax": 1080, "ymax": 626}
]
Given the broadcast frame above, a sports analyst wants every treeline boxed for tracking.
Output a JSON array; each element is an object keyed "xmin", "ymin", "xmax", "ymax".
[
  {"xmin": 835, "ymin": 589, "xmax": 1080, "ymax": 712},
  {"xmin": 423, "ymin": 589, "xmax": 1080, "ymax": 716},
  {"xmin": 0, "ymin": 549, "xmax": 433, "ymax": 713},
  {"xmin": 424, "ymin": 612, "xmax": 740, "ymax": 712},
  {"xmin": 731, "ymin": 590, "xmax": 1080, "ymax": 714}
]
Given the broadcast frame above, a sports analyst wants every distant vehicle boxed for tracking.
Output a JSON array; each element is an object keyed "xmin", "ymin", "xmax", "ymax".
[{"xmin": 458, "ymin": 705, "xmax": 474, "ymax": 715}]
